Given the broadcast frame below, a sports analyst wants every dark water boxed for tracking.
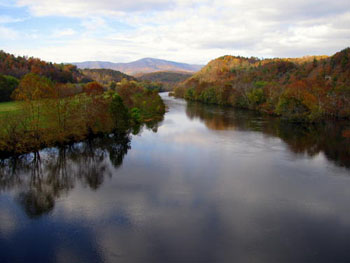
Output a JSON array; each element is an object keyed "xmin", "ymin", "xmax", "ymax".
[{"xmin": 1, "ymin": 93, "xmax": 350, "ymax": 263}]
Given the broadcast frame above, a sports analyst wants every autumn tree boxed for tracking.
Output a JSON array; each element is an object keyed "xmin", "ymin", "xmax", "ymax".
[
  {"xmin": 83, "ymin": 81, "xmax": 104, "ymax": 95},
  {"xmin": 12, "ymin": 73, "xmax": 55, "ymax": 146}
]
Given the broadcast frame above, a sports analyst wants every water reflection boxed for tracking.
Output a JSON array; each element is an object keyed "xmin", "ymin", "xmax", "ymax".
[
  {"xmin": 0, "ymin": 134, "xmax": 131, "ymax": 218},
  {"xmin": 186, "ymin": 101, "xmax": 350, "ymax": 168},
  {"xmin": 1, "ymin": 94, "xmax": 350, "ymax": 263}
]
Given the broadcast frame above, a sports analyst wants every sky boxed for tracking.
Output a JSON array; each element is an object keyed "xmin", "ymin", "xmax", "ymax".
[{"xmin": 0, "ymin": 0, "xmax": 349, "ymax": 64}]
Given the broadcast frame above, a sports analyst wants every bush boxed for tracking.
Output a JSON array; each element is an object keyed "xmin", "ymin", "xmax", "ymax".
[
  {"xmin": 130, "ymin": 107, "xmax": 141, "ymax": 123},
  {"xmin": 199, "ymin": 87, "xmax": 217, "ymax": 104},
  {"xmin": 276, "ymin": 96, "xmax": 310, "ymax": 121},
  {"xmin": 247, "ymin": 88, "xmax": 266, "ymax": 108},
  {"xmin": 184, "ymin": 88, "xmax": 195, "ymax": 100},
  {"xmin": 0, "ymin": 75, "xmax": 19, "ymax": 102}
]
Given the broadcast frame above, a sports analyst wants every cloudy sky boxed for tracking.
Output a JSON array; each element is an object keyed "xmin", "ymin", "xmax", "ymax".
[{"xmin": 0, "ymin": 0, "xmax": 349, "ymax": 64}]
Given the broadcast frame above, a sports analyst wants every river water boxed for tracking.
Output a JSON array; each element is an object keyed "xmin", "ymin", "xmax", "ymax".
[{"xmin": 1, "ymin": 93, "xmax": 350, "ymax": 262}]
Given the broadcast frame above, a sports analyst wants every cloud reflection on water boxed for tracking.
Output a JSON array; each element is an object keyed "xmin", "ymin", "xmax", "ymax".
[{"xmin": 1, "ymin": 94, "xmax": 350, "ymax": 262}]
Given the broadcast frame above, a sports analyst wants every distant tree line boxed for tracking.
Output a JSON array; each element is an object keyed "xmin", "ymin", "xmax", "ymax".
[
  {"xmin": 0, "ymin": 50, "xmax": 84, "ymax": 82},
  {"xmin": 0, "ymin": 50, "xmax": 166, "ymax": 104},
  {"xmin": 137, "ymin": 71, "xmax": 193, "ymax": 91}
]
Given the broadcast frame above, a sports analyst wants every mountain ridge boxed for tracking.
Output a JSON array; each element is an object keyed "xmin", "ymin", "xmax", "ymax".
[{"xmin": 72, "ymin": 58, "xmax": 203, "ymax": 76}]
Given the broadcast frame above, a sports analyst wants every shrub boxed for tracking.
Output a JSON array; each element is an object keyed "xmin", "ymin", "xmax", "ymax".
[{"xmin": 0, "ymin": 75, "xmax": 19, "ymax": 102}]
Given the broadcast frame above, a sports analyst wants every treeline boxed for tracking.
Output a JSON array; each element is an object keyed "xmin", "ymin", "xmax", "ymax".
[
  {"xmin": 0, "ymin": 50, "xmax": 92, "ymax": 102},
  {"xmin": 80, "ymin": 69, "xmax": 164, "ymax": 93},
  {"xmin": 0, "ymin": 51, "xmax": 165, "ymax": 103},
  {"xmin": 0, "ymin": 74, "xmax": 165, "ymax": 155},
  {"xmin": 81, "ymin": 68, "xmax": 135, "ymax": 86},
  {"xmin": 0, "ymin": 50, "xmax": 85, "ymax": 82},
  {"xmin": 174, "ymin": 47, "xmax": 350, "ymax": 121},
  {"xmin": 137, "ymin": 71, "xmax": 193, "ymax": 91}
]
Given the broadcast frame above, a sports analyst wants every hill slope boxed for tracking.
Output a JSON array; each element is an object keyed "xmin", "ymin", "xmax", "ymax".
[
  {"xmin": 137, "ymin": 71, "xmax": 193, "ymax": 91},
  {"xmin": 0, "ymin": 50, "xmax": 83, "ymax": 83},
  {"xmin": 81, "ymin": 68, "xmax": 135, "ymax": 85},
  {"xmin": 174, "ymin": 48, "xmax": 350, "ymax": 121},
  {"xmin": 73, "ymin": 58, "xmax": 203, "ymax": 75}
]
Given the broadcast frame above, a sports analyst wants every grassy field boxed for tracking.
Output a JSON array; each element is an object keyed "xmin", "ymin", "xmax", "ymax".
[{"xmin": 0, "ymin": 101, "xmax": 21, "ymax": 115}]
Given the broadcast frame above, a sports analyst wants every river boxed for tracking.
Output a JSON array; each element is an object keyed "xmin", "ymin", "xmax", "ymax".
[{"xmin": 1, "ymin": 93, "xmax": 350, "ymax": 262}]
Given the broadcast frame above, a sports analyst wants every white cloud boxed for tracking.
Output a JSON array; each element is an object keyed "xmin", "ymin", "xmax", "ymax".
[
  {"xmin": 16, "ymin": 0, "xmax": 177, "ymax": 16},
  {"xmin": 0, "ymin": 15, "xmax": 24, "ymax": 24},
  {"xmin": 0, "ymin": 25, "xmax": 18, "ymax": 40},
  {"xmin": 53, "ymin": 28, "xmax": 76, "ymax": 37},
  {"xmin": 81, "ymin": 17, "xmax": 106, "ymax": 31},
  {"xmin": 6, "ymin": 0, "xmax": 350, "ymax": 63}
]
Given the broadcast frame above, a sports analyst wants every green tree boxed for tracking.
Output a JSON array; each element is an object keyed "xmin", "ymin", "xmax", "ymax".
[
  {"xmin": 0, "ymin": 75, "xmax": 19, "ymax": 102},
  {"xmin": 109, "ymin": 94, "xmax": 130, "ymax": 133},
  {"xmin": 247, "ymin": 88, "xmax": 266, "ymax": 108},
  {"xmin": 109, "ymin": 81, "xmax": 117, "ymax": 90}
]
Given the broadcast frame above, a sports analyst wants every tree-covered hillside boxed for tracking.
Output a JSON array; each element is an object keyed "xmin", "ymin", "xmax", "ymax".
[
  {"xmin": 81, "ymin": 68, "xmax": 136, "ymax": 86},
  {"xmin": 137, "ymin": 71, "xmax": 192, "ymax": 91},
  {"xmin": 0, "ymin": 50, "xmax": 84, "ymax": 83},
  {"xmin": 174, "ymin": 48, "xmax": 350, "ymax": 121}
]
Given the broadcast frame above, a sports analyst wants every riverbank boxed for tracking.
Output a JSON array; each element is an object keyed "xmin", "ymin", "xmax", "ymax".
[
  {"xmin": 174, "ymin": 48, "xmax": 350, "ymax": 122},
  {"xmin": 0, "ymin": 81, "xmax": 165, "ymax": 156}
]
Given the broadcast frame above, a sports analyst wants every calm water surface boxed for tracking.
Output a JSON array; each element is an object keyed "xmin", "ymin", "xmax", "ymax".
[{"xmin": 1, "ymin": 93, "xmax": 350, "ymax": 262}]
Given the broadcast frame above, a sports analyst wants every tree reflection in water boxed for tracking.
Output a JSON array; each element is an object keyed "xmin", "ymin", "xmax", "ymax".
[
  {"xmin": 0, "ymin": 134, "xmax": 131, "ymax": 218},
  {"xmin": 186, "ymin": 101, "xmax": 350, "ymax": 169}
]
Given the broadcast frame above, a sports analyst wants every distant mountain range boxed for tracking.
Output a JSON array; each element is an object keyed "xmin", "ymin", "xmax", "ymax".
[{"xmin": 72, "ymin": 58, "xmax": 203, "ymax": 76}]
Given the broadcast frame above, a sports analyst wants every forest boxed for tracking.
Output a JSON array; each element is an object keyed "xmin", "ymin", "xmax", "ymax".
[
  {"xmin": 81, "ymin": 68, "xmax": 136, "ymax": 86},
  {"xmin": 0, "ymin": 51, "xmax": 165, "ymax": 156},
  {"xmin": 137, "ymin": 71, "xmax": 193, "ymax": 91},
  {"xmin": 174, "ymin": 48, "xmax": 350, "ymax": 122}
]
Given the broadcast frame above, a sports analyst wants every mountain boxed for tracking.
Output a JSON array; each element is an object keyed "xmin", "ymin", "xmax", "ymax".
[
  {"xmin": 73, "ymin": 58, "xmax": 203, "ymax": 75},
  {"xmin": 136, "ymin": 71, "xmax": 193, "ymax": 91}
]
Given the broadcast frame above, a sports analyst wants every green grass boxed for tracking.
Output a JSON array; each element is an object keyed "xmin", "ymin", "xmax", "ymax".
[{"xmin": 0, "ymin": 101, "xmax": 22, "ymax": 114}]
